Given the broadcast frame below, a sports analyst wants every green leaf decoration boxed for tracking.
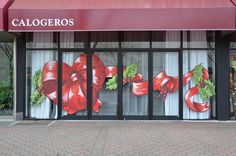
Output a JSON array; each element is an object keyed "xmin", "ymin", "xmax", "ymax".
[
  {"xmin": 105, "ymin": 75, "xmax": 118, "ymax": 90},
  {"xmin": 232, "ymin": 60, "xmax": 236, "ymax": 71},
  {"xmin": 193, "ymin": 64, "xmax": 203, "ymax": 85},
  {"xmin": 123, "ymin": 64, "xmax": 138, "ymax": 80},
  {"xmin": 30, "ymin": 69, "xmax": 45, "ymax": 106},
  {"xmin": 105, "ymin": 64, "xmax": 138, "ymax": 90},
  {"xmin": 198, "ymin": 80, "xmax": 215, "ymax": 102},
  {"xmin": 192, "ymin": 64, "xmax": 215, "ymax": 101}
]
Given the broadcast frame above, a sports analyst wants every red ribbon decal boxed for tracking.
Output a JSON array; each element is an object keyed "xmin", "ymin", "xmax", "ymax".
[
  {"xmin": 105, "ymin": 67, "xmax": 210, "ymax": 112},
  {"xmin": 40, "ymin": 54, "xmax": 211, "ymax": 114}
]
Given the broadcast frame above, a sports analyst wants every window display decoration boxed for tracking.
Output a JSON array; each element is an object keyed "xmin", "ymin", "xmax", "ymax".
[
  {"xmin": 105, "ymin": 64, "xmax": 139, "ymax": 90},
  {"xmin": 231, "ymin": 55, "xmax": 236, "ymax": 71},
  {"xmin": 0, "ymin": 42, "xmax": 14, "ymax": 115},
  {"xmin": 106, "ymin": 65, "xmax": 215, "ymax": 113},
  {"xmin": 30, "ymin": 69, "xmax": 46, "ymax": 106},
  {"xmin": 230, "ymin": 54, "xmax": 236, "ymax": 120},
  {"xmin": 38, "ymin": 54, "xmax": 105, "ymax": 114},
  {"xmin": 31, "ymin": 54, "xmax": 215, "ymax": 114}
]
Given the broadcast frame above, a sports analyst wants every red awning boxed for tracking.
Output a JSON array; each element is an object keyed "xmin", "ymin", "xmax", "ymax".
[
  {"xmin": 8, "ymin": 0, "xmax": 236, "ymax": 31},
  {"xmin": 0, "ymin": 0, "xmax": 13, "ymax": 31},
  {"xmin": 232, "ymin": 0, "xmax": 236, "ymax": 5}
]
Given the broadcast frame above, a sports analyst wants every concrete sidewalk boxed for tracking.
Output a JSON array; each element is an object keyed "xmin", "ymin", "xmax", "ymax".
[{"xmin": 0, "ymin": 120, "xmax": 236, "ymax": 156}]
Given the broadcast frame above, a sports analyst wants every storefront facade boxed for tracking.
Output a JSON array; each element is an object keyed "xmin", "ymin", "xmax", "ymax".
[
  {"xmin": 0, "ymin": 0, "xmax": 235, "ymax": 120},
  {"xmin": 21, "ymin": 31, "xmax": 217, "ymax": 120}
]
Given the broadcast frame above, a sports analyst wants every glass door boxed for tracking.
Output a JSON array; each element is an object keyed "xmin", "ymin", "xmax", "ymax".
[
  {"xmin": 92, "ymin": 52, "xmax": 119, "ymax": 119},
  {"xmin": 60, "ymin": 51, "xmax": 88, "ymax": 119},
  {"xmin": 122, "ymin": 52, "xmax": 149, "ymax": 119},
  {"xmin": 59, "ymin": 51, "xmax": 119, "ymax": 119},
  {"xmin": 152, "ymin": 52, "xmax": 180, "ymax": 119}
]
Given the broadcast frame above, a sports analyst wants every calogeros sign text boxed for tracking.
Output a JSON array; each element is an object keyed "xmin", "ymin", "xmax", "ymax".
[{"xmin": 11, "ymin": 18, "xmax": 75, "ymax": 27}]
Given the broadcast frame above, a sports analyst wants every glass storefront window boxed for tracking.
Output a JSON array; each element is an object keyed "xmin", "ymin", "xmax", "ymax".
[
  {"xmin": 24, "ymin": 31, "xmax": 217, "ymax": 120},
  {"xmin": 153, "ymin": 52, "xmax": 179, "ymax": 116},
  {"xmin": 90, "ymin": 32, "xmax": 119, "ymax": 48},
  {"xmin": 121, "ymin": 32, "xmax": 150, "ymax": 48},
  {"xmin": 122, "ymin": 52, "xmax": 148, "ymax": 116},
  {"xmin": 230, "ymin": 51, "xmax": 236, "ymax": 119},
  {"xmin": 183, "ymin": 31, "xmax": 215, "ymax": 48},
  {"xmin": 60, "ymin": 32, "xmax": 88, "ymax": 48},
  {"xmin": 229, "ymin": 32, "xmax": 236, "ymax": 49},
  {"xmin": 26, "ymin": 50, "xmax": 58, "ymax": 119},
  {"xmin": 26, "ymin": 32, "xmax": 58, "ymax": 49},
  {"xmin": 231, "ymin": 43, "xmax": 236, "ymax": 49},
  {"xmin": 0, "ymin": 42, "xmax": 14, "ymax": 116},
  {"xmin": 152, "ymin": 31, "xmax": 181, "ymax": 48},
  {"xmin": 61, "ymin": 52, "xmax": 87, "ymax": 117},
  {"xmin": 183, "ymin": 50, "xmax": 215, "ymax": 119},
  {"xmin": 93, "ymin": 52, "xmax": 118, "ymax": 116}
]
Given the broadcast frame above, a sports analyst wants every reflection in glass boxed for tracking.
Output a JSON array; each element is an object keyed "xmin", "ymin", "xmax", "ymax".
[{"xmin": 0, "ymin": 42, "xmax": 14, "ymax": 116}]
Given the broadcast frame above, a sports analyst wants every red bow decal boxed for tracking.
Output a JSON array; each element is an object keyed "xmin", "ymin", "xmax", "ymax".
[{"xmin": 40, "ymin": 54, "xmax": 106, "ymax": 114}]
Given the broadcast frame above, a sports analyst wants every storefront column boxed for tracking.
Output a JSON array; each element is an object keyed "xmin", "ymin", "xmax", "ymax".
[
  {"xmin": 15, "ymin": 33, "xmax": 26, "ymax": 120},
  {"xmin": 215, "ymin": 31, "xmax": 230, "ymax": 120}
]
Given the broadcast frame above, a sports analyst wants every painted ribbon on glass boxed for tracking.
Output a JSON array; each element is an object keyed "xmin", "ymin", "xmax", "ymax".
[
  {"xmin": 39, "ymin": 54, "xmax": 106, "ymax": 114},
  {"xmin": 105, "ymin": 66, "xmax": 210, "ymax": 112},
  {"xmin": 40, "ymin": 53, "xmax": 210, "ymax": 114}
]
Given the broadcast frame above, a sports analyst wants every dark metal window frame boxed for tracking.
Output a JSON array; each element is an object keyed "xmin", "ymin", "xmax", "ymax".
[{"xmin": 23, "ymin": 31, "xmax": 217, "ymax": 120}]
